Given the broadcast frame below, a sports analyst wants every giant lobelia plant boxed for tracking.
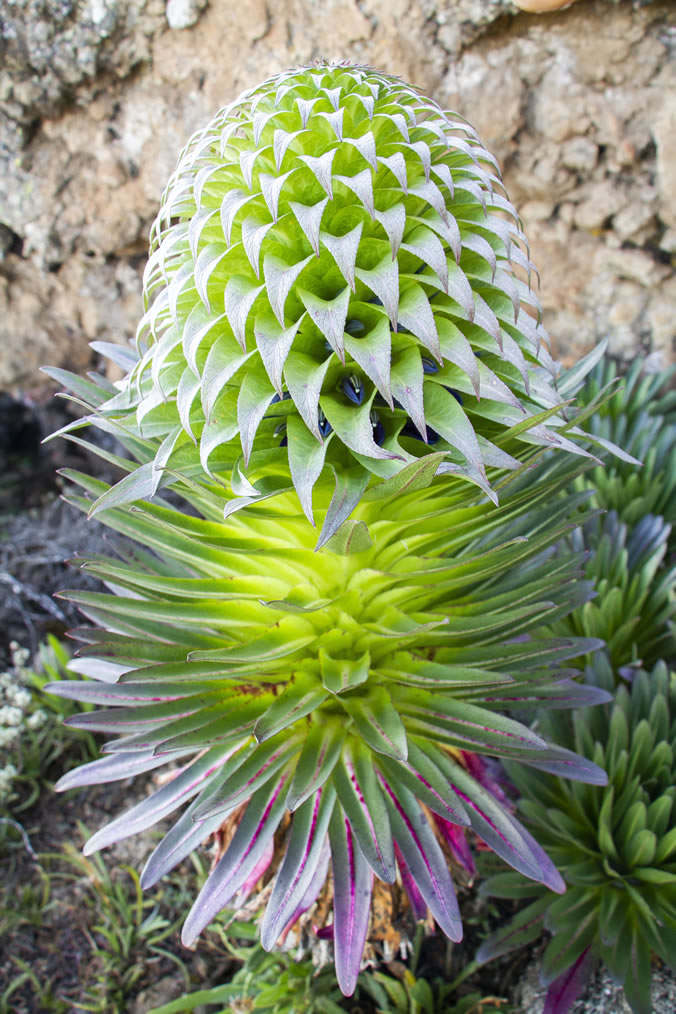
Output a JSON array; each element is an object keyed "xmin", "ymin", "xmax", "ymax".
[{"xmin": 45, "ymin": 64, "xmax": 616, "ymax": 995}]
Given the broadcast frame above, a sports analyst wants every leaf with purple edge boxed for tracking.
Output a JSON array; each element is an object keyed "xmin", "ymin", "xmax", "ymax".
[
  {"xmin": 286, "ymin": 720, "xmax": 346, "ymax": 812},
  {"xmin": 478, "ymin": 680, "xmax": 613, "ymax": 711},
  {"xmin": 83, "ymin": 742, "xmax": 235, "ymax": 855},
  {"xmin": 379, "ymin": 775, "xmax": 462, "ymax": 941},
  {"xmin": 328, "ymin": 805, "xmax": 375, "ymax": 997},
  {"xmin": 515, "ymin": 747, "xmax": 609, "ymax": 786},
  {"xmin": 260, "ymin": 783, "xmax": 337, "ymax": 949},
  {"xmin": 395, "ymin": 690, "xmax": 547, "ymax": 758},
  {"xmin": 425, "ymin": 746, "xmax": 564, "ymax": 889},
  {"xmin": 253, "ymin": 670, "xmax": 328, "ymax": 742},
  {"xmin": 141, "ymin": 764, "xmax": 248, "ymax": 889},
  {"xmin": 543, "ymin": 947, "xmax": 596, "ymax": 1014},
  {"xmin": 340, "ymin": 684, "xmax": 408, "ymax": 761},
  {"xmin": 331, "ymin": 741, "xmax": 396, "ymax": 883},
  {"xmin": 181, "ymin": 774, "xmax": 290, "ymax": 946},
  {"xmin": 394, "ymin": 841, "xmax": 428, "ymax": 920},
  {"xmin": 375, "ymin": 741, "xmax": 469, "ymax": 826},
  {"xmin": 192, "ymin": 732, "xmax": 301, "ymax": 819},
  {"xmin": 55, "ymin": 748, "xmax": 188, "ymax": 792}
]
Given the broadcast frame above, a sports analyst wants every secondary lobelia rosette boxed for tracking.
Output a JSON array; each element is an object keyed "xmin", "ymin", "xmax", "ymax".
[{"xmin": 65, "ymin": 62, "xmax": 602, "ymax": 547}]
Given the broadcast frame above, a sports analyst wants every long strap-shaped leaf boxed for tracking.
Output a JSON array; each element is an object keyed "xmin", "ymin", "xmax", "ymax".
[
  {"xmin": 83, "ymin": 742, "xmax": 236, "ymax": 855},
  {"xmin": 429, "ymin": 746, "xmax": 565, "ymax": 891},
  {"xmin": 193, "ymin": 732, "xmax": 301, "ymax": 819},
  {"xmin": 260, "ymin": 783, "xmax": 336, "ymax": 948},
  {"xmin": 331, "ymin": 742, "xmax": 396, "ymax": 883},
  {"xmin": 379, "ymin": 775, "xmax": 462, "ymax": 941},
  {"xmin": 329, "ymin": 806, "xmax": 374, "ymax": 996},
  {"xmin": 141, "ymin": 761, "xmax": 249, "ymax": 889},
  {"xmin": 182, "ymin": 773, "xmax": 290, "ymax": 946}
]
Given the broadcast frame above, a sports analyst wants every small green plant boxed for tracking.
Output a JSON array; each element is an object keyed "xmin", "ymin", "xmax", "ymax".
[
  {"xmin": 477, "ymin": 654, "xmax": 676, "ymax": 1014},
  {"xmin": 50, "ymin": 841, "xmax": 189, "ymax": 1013},
  {"xmin": 357, "ymin": 966, "xmax": 509, "ymax": 1014},
  {"xmin": 148, "ymin": 920, "xmax": 344, "ymax": 1014},
  {"xmin": 0, "ymin": 637, "xmax": 96, "ymax": 814}
]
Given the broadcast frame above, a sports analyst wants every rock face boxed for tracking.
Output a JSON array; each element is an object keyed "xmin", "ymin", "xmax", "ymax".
[{"xmin": 1, "ymin": 0, "xmax": 674, "ymax": 389}]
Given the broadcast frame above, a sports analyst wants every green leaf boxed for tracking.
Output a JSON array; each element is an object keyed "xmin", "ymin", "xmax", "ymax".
[
  {"xmin": 87, "ymin": 461, "xmax": 162, "ymax": 518},
  {"xmin": 253, "ymin": 670, "xmax": 328, "ymax": 742},
  {"xmin": 42, "ymin": 366, "xmax": 111, "ymax": 407},
  {"xmin": 423, "ymin": 381, "xmax": 486, "ymax": 478},
  {"xmin": 340, "ymin": 685, "xmax": 408, "ymax": 761},
  {"xmin": 476, "ymin": 895, "xmax": 550, "ymax": 962},
  {"xmin": 147, "ymin": 984, "xmax": 240, "ymax": 1013},
  {"xmin": 284, "ymin": 350, "xmax": 332, "ymax": 441},
  {"xmin": 298, "ymin": 285, "xmax": 350, "ymax": 361},
  {"xmin": 398, "ymin": 283, "xmax": 442, "ymax": 362},
  {"xmin": 201, "ymin": 335, "xmax": 254, "ymax": 421},
  {"xmin": 362, "ymin": 451, "xmax": 446, "ymax": 503},
  {"xmin": 624, "ymin": 829, "xmax": 657, "ymax": 868},
  {"xmin": 315, "ymin": 465, "xmax": 370, "ymax": 550},
  {"xmin": 390, "ymin": 345, "xmax": 425, "ymax": 437},
  {"xmin": 621, "ymin": 923, "xmax": 653, "ymax": 1014},
  {"xmin": 237, "ymin": 366, "xmax": 276, "ymax": 464},
  {"xmin": 355, "ymin": 255, "xmax": 399, "ymax": 329},
  {"xmin": 320, "ymin": 648, "xmax": 371, "ymax": 694},
  {"xmin": 322, "ymin": 519, "xmax": 373, "ymax": 555},
  {"xmin": 254, "ymin": 312, "xmax": 305, "ymax": 396},
  {"xmin": 286, "ymin": 720, "xmax": 345, "ymax": 811},
  {"xmin": 263, "ymin": 252, "xmax": 314, "ymax": 327},
  {"xmin": 344, "ymin": 317, "xmax": 393, "ymax": 407},
  {"xmin": 541, "ymin": 904, "xmax": 598, "ymax": 985}
]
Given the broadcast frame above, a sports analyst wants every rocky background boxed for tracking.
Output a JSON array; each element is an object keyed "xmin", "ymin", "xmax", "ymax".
[{"xmin": 1, "ymin": 0, "xmax": 674, "ymax": 393}]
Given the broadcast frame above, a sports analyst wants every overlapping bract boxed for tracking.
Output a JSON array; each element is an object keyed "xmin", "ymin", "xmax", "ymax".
[
  {"xmin": 49, "ymin": 442, "xmax": 607, "ymax": 995},
  {"xmin": 478, "ymin": 655, "xmax": 676, "ymax": 1014},
  {"xmin": 62, "ymin": 63, "xmax": 602, "ymax": 536}
]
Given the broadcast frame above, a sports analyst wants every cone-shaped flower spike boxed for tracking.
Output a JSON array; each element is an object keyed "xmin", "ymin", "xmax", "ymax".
[
  {"xmin": 45, "ymin": 64, "xmax": 616, "ymax": 997},
  {"xmin": 77, "ymin": 62, "xmax": 596, "ymax": 545}
]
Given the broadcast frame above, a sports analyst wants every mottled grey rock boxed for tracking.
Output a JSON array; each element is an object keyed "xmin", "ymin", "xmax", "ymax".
[{"xmin": 517, "ymin": 957, "xmax": 676, "ymax": 1014}]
